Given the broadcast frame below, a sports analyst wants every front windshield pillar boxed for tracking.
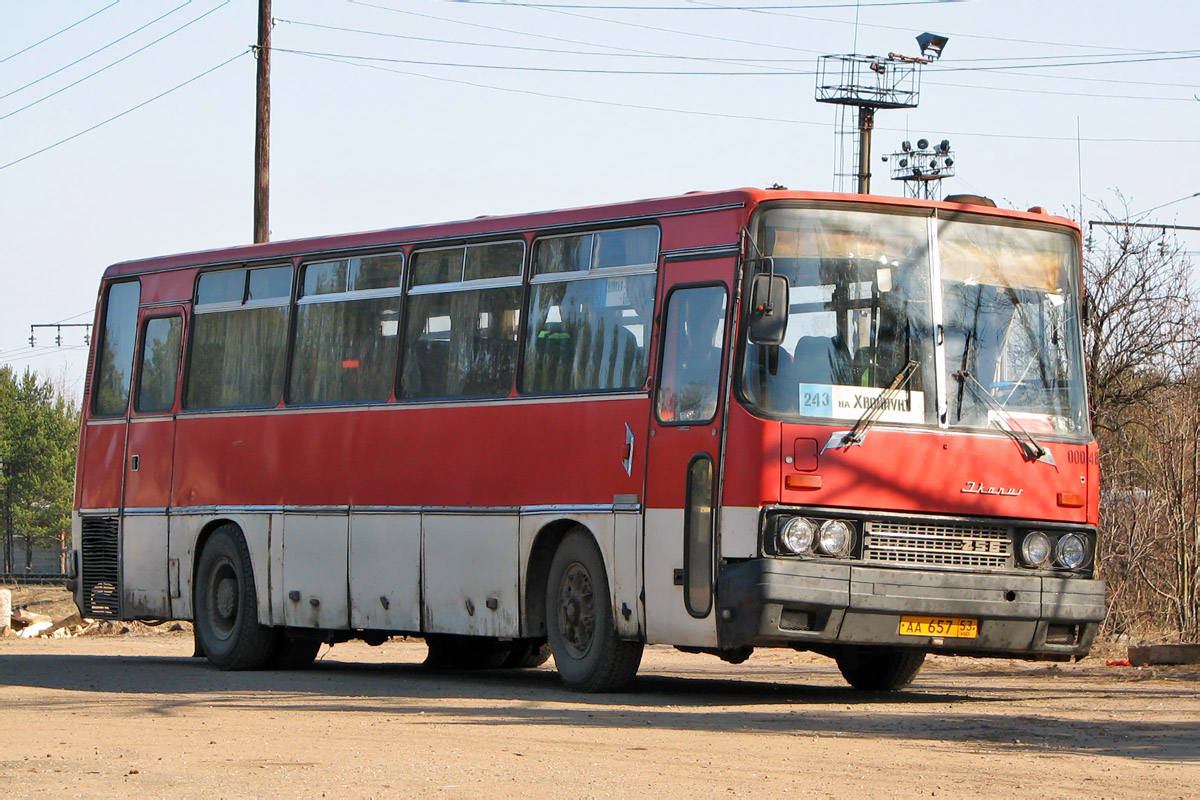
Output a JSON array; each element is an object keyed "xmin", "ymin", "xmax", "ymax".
[{"xmin": 927, "ymin": 214, "xmax": 949, "ymax": 428}]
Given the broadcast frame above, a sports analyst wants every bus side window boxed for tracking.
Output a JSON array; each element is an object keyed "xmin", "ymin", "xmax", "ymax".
[
  {"xmin": 186, "ymin": 266, "xmax": 292, "ymax": 409},
  {"xmin": 290, "ymin": 253, "xmax": 404, "ymax": 405},
  {"xmin": 399, "ymin": 241, "xmax": 523, "ymax": 401},
  {"xmin": 656, "ymin": 286, "xmax": 727, "ymax": 424},
  {"xmin": 93, "ymin": 281, "xmax": 141, "ymax": 416},
  {"xmin": 136, "ymin": 316, "xmax": 182, "ymax": 413}
]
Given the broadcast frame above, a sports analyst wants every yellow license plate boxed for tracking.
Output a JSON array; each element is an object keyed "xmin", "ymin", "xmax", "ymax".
[{"xmin": 899, "ymin": 616, "xmax": 978, "ymax": 638}]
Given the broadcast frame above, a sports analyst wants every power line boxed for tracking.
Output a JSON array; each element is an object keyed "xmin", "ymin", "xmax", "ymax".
[
  {"xmin": 349, "ymin": 0, "xmax": 816, "ymax": 56},
  {"xmin": 279, "ymin": 16, "xmax": 1200, "ymax": 99},
  {"xmin": 277, "ymin": 16, "xmax": 825, "ymax": 60},
  {"xmin": 287, "ymin": 48, "xmax": 827, "ymax": 125},
  {"xmin": 271, "ymin": 47, "xmax": 807, "ymax": 74},
  {"xmin": 284, "ymin": 48, "xmax": 1200, "ymax": 144},
  {"xmin": 1, "ymin": 2, "xmax": 233, "ymax": 122},
  {"xmin": 0, "ymin": 1, "xmax": 120, "ymax": 64},
  {"xmin": 685, "ymin": 0, "xmax": 1181, "ymax": 55},
  {"xmin": 450, "ymin": 1, "xmax": 965, "ymax": 8},
  {"xmin": 1, "ymin": 51, "xmax": 248, "ymax": 171},
  {"xmin": 1, "ymin": 2, "xmax": 194, "ymax": 101}
]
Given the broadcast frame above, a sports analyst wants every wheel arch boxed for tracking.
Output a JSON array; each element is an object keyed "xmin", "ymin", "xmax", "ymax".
[
  {"xmin": 523, "ymin": 519, "xmax": 593, "ymax": 639},
  {"xmin": 189, "ymin": 516, "xmax": 270, "ymax": 627}
]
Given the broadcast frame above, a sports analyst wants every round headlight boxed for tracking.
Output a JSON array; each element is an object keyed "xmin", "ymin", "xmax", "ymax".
[
  {"xmin": 1056, "ymin": 533, "xmax": 1088, "ymax": 569},
  {"xmin": 779, "ymin": 517, "xmax": 816, "ymax": 555},
  {"xmin": 1021, "ymin": 531, "xmax": 1052, "ymax": 567},
  {"xmin": 816, "ymin": 519, "xmax": 855, "ymax": 558}
]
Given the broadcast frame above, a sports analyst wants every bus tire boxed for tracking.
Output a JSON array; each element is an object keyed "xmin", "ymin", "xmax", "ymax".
[
  {"xmin": 267, "ymin": 631, "xmax": 322, "ymax": 670},
  {"xmin": 835, "ymin": 646, "xmax": 925, "ymax": 690},
  {"xmin": 193, "ymin": 525, "xmax": 275, "ymax": 671},
  {"xmin": 546, "ymin": 531, "xmax": 643, "ymax": 692}
]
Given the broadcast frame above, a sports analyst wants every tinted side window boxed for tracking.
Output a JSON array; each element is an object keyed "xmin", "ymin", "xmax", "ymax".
[
  {"xmin": 400, "ymin": 241, "xmax": 523, "ymax": 400},
  {"xmin": 289, "ymin": 253, "xmax": 403, "ymax": 405},
  {"xmin": 136, "ymin": 316, "xmax": 182, "ymax": 413},
  {"xmin": 521, "ymin": 274, "xmax": 656, "ymax": 393},
  {"xmin": 185, "ymin": 266, "xmax": 292, "ymax": 409},
  {"xmin": 93, "ymin": 281, "xmax": 141, "ymax": 416},
  {"xmin": 656, "ymin": 286, "xmax": 727, "ymax": 424}
]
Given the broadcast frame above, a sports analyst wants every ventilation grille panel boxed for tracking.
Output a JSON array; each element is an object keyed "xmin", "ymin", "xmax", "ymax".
[
  {"xmin": 81, "ymin": 516, "xmax": 120, "ymax": 618},
  {"xmin": 863, "ymin": 520, "xmax": 1012, "ymax": 569}
]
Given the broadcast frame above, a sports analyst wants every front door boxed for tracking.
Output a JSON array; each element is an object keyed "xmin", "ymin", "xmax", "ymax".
[
  {"xmin": 121, "ymin": 310, "xmax": 184, "ymax": 618},
  {"xmin": 643, "ymin": 260, "xmax": 733, "ymax": 646}
]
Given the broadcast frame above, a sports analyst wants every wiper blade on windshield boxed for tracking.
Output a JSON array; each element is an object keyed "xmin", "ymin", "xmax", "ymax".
[
  {"xmin": 956, "ymin": 370, "xmax": 1056, "ymax": 466},
  {"xmin": 825, "ymin": 360, "xmax": 919, "ymax": 451}
]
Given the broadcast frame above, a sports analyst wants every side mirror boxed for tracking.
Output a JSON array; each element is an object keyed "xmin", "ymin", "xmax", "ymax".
[{"xmin": 747, "ymin": 273, "xmax": 789, "ymax": 346}]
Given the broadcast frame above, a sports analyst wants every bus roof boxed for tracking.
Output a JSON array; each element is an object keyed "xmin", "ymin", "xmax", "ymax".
[{"xmin": 102, "ymin": 187, "xmax": 1078, "ymax": 279}]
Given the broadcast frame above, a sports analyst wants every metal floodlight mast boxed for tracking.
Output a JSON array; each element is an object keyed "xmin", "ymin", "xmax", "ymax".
[
  {"xmin": 882, "ymin": 137, "xmax": 956, "ymax": 201},
  {"xmin": 815, "ymin": 33, "xmax": 947, "ymax": 195}
]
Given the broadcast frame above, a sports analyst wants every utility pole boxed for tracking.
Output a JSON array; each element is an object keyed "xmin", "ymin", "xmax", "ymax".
[{"xmin": 253, "ymin": 0, "xmax": 271, "ymax": 244}]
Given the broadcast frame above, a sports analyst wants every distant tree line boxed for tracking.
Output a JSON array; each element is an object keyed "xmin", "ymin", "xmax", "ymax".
[
  {"xmin": 0, "ymin": 367, "xmax": 77, "ymax": 574},
  {"xmin": 1085, "ymin": 203, "xmax": 1200, "ymax": 642}
]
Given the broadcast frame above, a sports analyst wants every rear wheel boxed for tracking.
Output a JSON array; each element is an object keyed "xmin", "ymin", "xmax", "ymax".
[
  {"xmin": 546, "ymin": 531, "xmax": 642, "ymax": 692},
  {"xmin": 194, "ymin": 525, "xmax": 275, "ymax": 670},
  {"xmin": 835, "ymin": 646, "xmax": 926, "ymax": 690}
]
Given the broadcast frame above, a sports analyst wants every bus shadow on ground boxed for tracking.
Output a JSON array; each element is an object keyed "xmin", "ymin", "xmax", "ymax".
[{"xmin": 1, "ymin": 652, "xmax": 1196, "ymax": 763}]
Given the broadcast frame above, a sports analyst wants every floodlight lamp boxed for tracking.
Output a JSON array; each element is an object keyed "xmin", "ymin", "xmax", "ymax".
[
  {"xmin": 937, "ymin": 139, "xmax": 951, "ymax": 153},
  {"xmin": 899, "ymin": 158, "xmax": 909, "ymax": 167},
  {"xmin": 917, "ymin": 138, "xmax": 929, "ymax": 150},
  {"xmin": 901, "ymin": 141, "xmax": 912, "ymax": 152},
  {"xmin": 917, "ymin": 32, "xmax": 949, "ymax": 60},
  {"xmin": 944, "ymin": 157, "xmax": 954, "ymax": 167},
  {"xmin": 869, "ymin": 60, "xmax": 887, "ymax": 75}
]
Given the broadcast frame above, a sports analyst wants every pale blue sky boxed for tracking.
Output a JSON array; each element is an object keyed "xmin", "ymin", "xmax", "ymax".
[{"xmin": 3, "ymin": 0, "xmax": 1198, "ymax": 396}]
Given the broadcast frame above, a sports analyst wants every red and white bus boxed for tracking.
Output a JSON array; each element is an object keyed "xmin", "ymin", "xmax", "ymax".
[{"xmin": 69, "ymin": 187, "xmax": 1104, "ymax": 691}]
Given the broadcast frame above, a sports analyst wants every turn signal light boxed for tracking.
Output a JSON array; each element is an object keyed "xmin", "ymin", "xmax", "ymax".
[
  {"xmin": 1057, "ymin": 492, "xmax": 1085, "ymax": 508},
  {"xmin": 785, "ymin": 474, "xmax": 823, "ymax": 490}
]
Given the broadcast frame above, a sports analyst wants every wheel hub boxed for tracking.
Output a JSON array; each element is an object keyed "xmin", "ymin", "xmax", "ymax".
[{"xmin": 556, "ymin": 562, "xmax": 595, "ymax": 658}]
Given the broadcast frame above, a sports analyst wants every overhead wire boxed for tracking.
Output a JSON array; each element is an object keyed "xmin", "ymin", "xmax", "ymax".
[
  {"xmin": 351, "ymin": 2, "xmax": 1200, "ymax": 91},
  {"xmin": 280, "ymin": 16, "xmax": 1199, "ymax": 101},
  {"xmin": 1, "ymin": 1, "xmax": 194, "ymax": 101},
  {"xmin": 0, "ymin": 50, "xmax": 248, "ymax": 171},
  {"xmin": 279, "ymin": 48, "xmax": 1200, "ymax": 144},
  {"xmin": 0, "ymin": 1, "xmax": 120, "ymax": 64},
  {"xmin": 1, "ymin": 1, "xmax": 233, "ymax": 122}
]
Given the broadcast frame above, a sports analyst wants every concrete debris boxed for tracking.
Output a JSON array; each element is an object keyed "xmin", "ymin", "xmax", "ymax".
[
  {"xmin": 3, "ymin": 604, "xmax": 100, "ymax": 639},
  {"xmin": 1128, "ymin": 644, "xmax": 1200, "ymax": 666}
]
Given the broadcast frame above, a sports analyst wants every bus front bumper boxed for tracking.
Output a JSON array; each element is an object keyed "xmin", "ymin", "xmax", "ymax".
[{"xmin": 716, "ymin": 559, "xmax": 1106, "ymax": 660}]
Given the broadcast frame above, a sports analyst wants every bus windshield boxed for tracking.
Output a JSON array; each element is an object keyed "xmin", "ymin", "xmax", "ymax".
[{"xmin": 741, "ymin": 205, "xmax": 1089, "ymax": 439}]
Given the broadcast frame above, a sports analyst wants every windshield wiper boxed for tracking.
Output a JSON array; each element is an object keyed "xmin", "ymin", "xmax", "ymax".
[
  {"xmin": 825, "ymin": 360, "xmax": 919, "ymax": 450},
  {"xmin": 956, "ymin": 370, "xmax": 1056, "ymax": 466}
]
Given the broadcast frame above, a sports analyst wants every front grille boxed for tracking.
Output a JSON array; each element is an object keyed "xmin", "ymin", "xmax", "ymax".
[
  {"xmin": 81, "ymin": 516, "xmax": 120, "ymax": 618},
  {"xmin": 863, "ymin": 520, "xmax": 1013, "ymax": 569}
]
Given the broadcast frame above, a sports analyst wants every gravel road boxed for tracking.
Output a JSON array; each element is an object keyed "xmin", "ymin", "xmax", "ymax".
[{"xmin": 1, "ymin": 633, "xmax": 1197, "ymax": 798}]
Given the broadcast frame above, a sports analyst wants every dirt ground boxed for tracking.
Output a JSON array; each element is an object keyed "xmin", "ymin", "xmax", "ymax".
[{"xmin": 1, "ymin": 591, "xmax": 1198, "ymax": 799}]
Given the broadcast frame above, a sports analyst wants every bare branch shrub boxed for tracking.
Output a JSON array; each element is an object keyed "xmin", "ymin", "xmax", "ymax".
[{"xmin": 1085, "ymin": 202, "xmax": 1200, "ymax": 641}]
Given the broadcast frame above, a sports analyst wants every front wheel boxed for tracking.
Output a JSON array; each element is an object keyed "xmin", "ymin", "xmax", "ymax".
[
  {"xmin": 834, "ymin": 646, "xmax": 926, "ymax": 690},
  {"xmin": 546, "ymin": 531, "xmax": 642, "ymax": 692},
  {"xmin": 193, "ymin": 525, "xmax": 275, "ymax": 670}
]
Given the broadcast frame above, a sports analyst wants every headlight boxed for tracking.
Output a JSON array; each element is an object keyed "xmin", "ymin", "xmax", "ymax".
[
  {"xmin": 778, "ymin": 517, "xmax": 815, "ymax": 555},
  {"xmin": 816, "ymin": 519, "xmax": 855, "ymax": 558},
  {"xmin": 1055, "ymin": 533, "xmax": 1088, "ymax": 569},
  {"xmin": 1021, "ymin": 531, "xmax": 1052, "ymax": 567}
]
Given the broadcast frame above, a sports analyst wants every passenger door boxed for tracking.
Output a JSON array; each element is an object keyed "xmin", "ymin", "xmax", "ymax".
[
  {"xmin": 121, "ymin": 310, "xmax": 184, "ymax": 618},
  {"xmin": 643, "ymin": 261, "xmax": 733, "ymax": 646}
]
